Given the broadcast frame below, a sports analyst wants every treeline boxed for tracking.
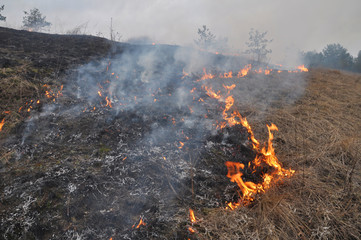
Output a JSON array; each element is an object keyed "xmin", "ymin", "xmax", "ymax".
[{"xmin": 303, "ymin": 43, "xmax": 361, "ymax": 73}]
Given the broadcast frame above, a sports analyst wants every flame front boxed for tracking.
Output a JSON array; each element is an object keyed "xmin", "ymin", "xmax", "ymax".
[{"xmin": 196, "ymin": 66, "xmax": 295, "ymax": 208}]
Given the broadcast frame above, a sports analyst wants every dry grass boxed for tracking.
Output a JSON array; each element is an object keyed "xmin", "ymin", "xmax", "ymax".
[{"xmin": 193, "ymin": 69, "xmax": 361, "ymax": 239}]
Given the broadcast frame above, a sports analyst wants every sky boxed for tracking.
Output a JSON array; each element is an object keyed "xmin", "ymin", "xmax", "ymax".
[{"xmin": 1, "ymin": 0, "xmax": 361, "ymax": 64}]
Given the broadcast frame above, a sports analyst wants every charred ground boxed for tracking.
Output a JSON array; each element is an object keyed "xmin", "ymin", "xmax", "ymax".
[{"xmin": 1, "ymin": 27, "xmax": 361, "ymax": 240}]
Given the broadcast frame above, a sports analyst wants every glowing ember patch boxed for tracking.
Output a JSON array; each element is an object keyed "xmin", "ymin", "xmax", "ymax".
[
  {"xmin": 0, "ymin": 118, "xmax": 5, "ymax": 132},
  {"xmin": 178, "ymin": 141, "xmax": 184, "ymax": 149},
  {"xmin": 188, "ymin": 227, "xmax": 195, "ymax": 234},
  {"xmin": 132, "ymin": 218, "xmax": 146, "ymax": 229},
  {"xmin": 122, "ymin": 157, "xmax": 127, "ymax": 161}
]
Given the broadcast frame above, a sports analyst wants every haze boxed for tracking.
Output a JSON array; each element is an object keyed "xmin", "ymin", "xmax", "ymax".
[{"xmin": 1, "ymin": 0, "xmax": 360, "ymax": 65}]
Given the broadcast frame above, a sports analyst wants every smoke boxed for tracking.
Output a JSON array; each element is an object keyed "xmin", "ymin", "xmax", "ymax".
[
  {"xmin": 5, "ymin": 36, "xmax": 311, "ymax": 239},
  {"xmin": 2, "ymin": 0, "xmax": 361, "ymax": 62}
]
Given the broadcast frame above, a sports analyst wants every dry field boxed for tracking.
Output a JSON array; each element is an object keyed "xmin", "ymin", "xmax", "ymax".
[
  {"xmin": 1, "ymin": 27, "xmax": 360, "ymax": 239},
  {"xmin": 194, "ymin": 69, "xmax": 361, "ymax": 239}
]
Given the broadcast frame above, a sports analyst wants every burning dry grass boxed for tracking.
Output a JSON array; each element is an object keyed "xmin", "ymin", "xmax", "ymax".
[{"xmin": 191, "ymin": 69, "xmax": 361, "ymax": 239}]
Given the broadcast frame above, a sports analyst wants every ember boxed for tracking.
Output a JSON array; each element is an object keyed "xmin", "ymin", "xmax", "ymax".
[
  {"xmin": 0, "ymin": 118, "xmax": 5, "ymax": 132},
  {"xmin": 132, "ymin": 217, "xmax": 146, "ymax": 229}
]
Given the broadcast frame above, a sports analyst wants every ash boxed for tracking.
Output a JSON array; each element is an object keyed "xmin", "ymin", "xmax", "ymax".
[{"xmin": 0, "ymin": 43, "xmax": 302, "ymax": 239}]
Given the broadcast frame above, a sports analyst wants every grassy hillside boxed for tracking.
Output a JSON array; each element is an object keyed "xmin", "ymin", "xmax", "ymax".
[
  {"xmin": 192, "ymin": 69, "xmax": 361, "ymax": 239},
  {"xmin": 0, "ymin": 27, "xmax": 360, "ymax": 239}
]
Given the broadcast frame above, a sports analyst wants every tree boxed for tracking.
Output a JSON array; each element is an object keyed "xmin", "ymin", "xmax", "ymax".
[
  {"xmin": 195, "ymin": 25, "xmax": 216, "ymax": 50},
  {"xmin": 302, "ymin": 50, "xmax": 324, "ymax": 68},
  {"xmin": 245, "ymin": 28, "xmax": 272, "ymax": 66},
  {"xmin": 322, "ymin": 43, "xmax": 353, "ymax": 70},
  {"xmin": 0, "ymin": 4, "xmax": 6, "ymax": 21},
  {"xmin": 22, "ymin": 8, "xmax": 51, "ymax": 32},
  {"xmin": 354, "ymin": 50, "xmax": 361, "ymax": 73}
]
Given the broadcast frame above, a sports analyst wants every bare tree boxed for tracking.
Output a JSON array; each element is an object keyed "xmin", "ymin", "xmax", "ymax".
[
  {"xmin": 22, "ymin": 8, "xmax": 51, "ymax": 32},
  {"xmin": 195, "ymin": 25, "xmax": 216, "ymax": 50},
  {"xmin": 245, "ymin": 28, "xmax": 272, "ymax": 66},
  {"xmin": 109, "ymin": 18, "xmax": 121, "ymax": 41},
  {"xmin": 0, "ymin": 4, "xmax": 6, "ymax": 21}
]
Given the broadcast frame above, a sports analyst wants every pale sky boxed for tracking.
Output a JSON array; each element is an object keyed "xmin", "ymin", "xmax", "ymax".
[{"xmin": 1, "ymin": 0, "xmax": 361, "ymax": 64}]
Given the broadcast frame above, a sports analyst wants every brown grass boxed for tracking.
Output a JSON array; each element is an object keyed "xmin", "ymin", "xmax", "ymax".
[{"xmin": 192, "ymin": 69, "xmax": 361, "ymax": 239}]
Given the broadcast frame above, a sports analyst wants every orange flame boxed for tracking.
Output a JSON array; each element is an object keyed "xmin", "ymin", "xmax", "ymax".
[
  {"xmin": 297, "ymin": 65, "xmax": 309, "ymax": 72},
  {"xmin": 224, "ymin": 123, "xmax": 295, "ymax": 207},
  {"xmin": 0, "ymin": 118, "xmax": 5, "ymax": 132},
  {"xmin": 237, "ymin": 64, "xmax": 252, "ymax": 78},
  {"xmin": 105, "ymin": 97, "xmax": 112, "ymax": 108},
  {"xmin": 198, "ymin": 68, "xmax": 215, "ymax": 81},
  {"xmin": 223, "ymin": 84, "xmax": 236, "ymax": 92},
  {"xmin": 203, "ymin": 85, "xmax": 221, "ymax": 99},
  {"xmin": 189, "ymin": 209, "xmax": 196, "ymax": 223},
  {"xmin": 198, "ymin": 73, "xmax": 294, "ymax": 208},
  {"xmin": 178, "ymin": 141, "xmax": 184, "ymax": 149},
  {"xmin": 132, "ymin": 218, "xmax": 146, "ymax": 229}
]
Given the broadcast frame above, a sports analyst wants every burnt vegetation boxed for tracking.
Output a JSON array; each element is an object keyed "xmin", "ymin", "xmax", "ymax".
[{"xmin": 0, "ymin": 27, "xmax": 360, "ymax": 240}]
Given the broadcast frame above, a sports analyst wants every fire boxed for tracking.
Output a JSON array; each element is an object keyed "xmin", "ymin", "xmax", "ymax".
[
  {"xmin": 189, "ymin": 209, "xmax": 196, "ymax": 223},
  {"xmin": 237, "ymin": 64, "xmax": 251, "ymax": 78},
  {"xmin": 203, "ymin": 85, "xmax": 221, "ymax": 99},
  {"xmin": 297, "ymin": 64, "xmax": 309, "ymax": 72},
  {"xmin": 178, "ymin": 141, "xmax": 184, "ymax": 149},
  {"xmin": 105, "ymin": 96, "xmax": 112, "ymax": 108},
  {"xmin": 188, "ymin": 209, "xmax": 197, "ymax": 234},
  {"xmin": 198, "ymin": 68, "xmax": 215, "ymax": 81},
  {"xmin": 0, "ymin": 118, "xmax": 5, "ymax": 132},
  {"xmin": 221, "ymin": 71, "xmax": 233, "ymax": 78},
  {"xmin": 224, "ymin": 122, "xmax": 295, "ymax": 207},
  {"xmin": 196, "ymin": 70, "xmax": 295, "ymax": 208},
  {"xmin": 223, "ymin": 84, "xmax": 236, "ymax": 92},
  {"xmin": 132, "ymin": 218, "xmax": 146, "ymax": 229}
]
